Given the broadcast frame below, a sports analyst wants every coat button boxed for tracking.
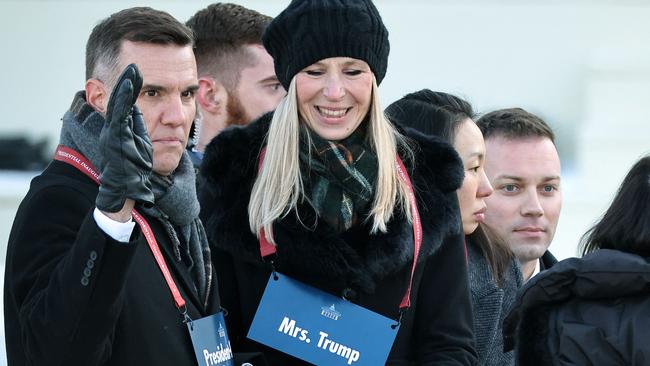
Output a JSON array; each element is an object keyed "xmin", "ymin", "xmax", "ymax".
[
  {"xmin": 90, "ymin": 251, "xmax": 97, "ymax": 261},
  {"xmin": 86, "ymin": 259, "xmax": 94, "ymax": 269},
  {"xmin": 81, "ymin": 277, "xmax": 89, "ymax": 286},
  {"xmin": 83, "ymin": 268, "xmax": 92, "ymax": 277}
]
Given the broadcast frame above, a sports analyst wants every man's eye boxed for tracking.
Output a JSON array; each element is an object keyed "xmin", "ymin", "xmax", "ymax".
[
  {"xmin": 268, "ymin": 83, "xmax": 282, "ymax": 91},
  {"xmin": 502, "ymin": 184, "xmax": 518, "ymax": 192},
  {"xmin": 542, "ymin": 185, "xmax": 556, "ymax": 193},
  {"xmin": 181, "ymin": 90, "xmax": 195, "ymax": 98},
  {"xmin": 143, "ymin": 90, "xmax": 158, "ymax": 97}
]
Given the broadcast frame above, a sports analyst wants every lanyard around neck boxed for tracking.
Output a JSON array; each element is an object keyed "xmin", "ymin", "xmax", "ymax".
[
  {"xmin": 256, "ymin": 148, "xmax": 422, "ymax": 310},
  {"xmin": 54, "ymin": 145, "xmax": 188, "ymax": 313}
]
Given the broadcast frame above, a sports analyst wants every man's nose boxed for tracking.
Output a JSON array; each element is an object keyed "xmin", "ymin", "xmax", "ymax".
[
  {"xmin": 161, "ymin": 95, "xmax": 188, "ymax": 126},
  {"xmin": 521, "ymin": 190, "xmax": 544, "ymax": 217}
]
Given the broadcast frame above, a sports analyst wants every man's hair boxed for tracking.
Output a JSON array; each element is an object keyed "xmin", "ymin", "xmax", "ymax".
[
  {"xmin": 476, "ymin": 107, "xmax": 556, "ymax": 144},
  {"xmin": 86, "ymin": 7, "xmax": 194, "ymax": 88},
  {"xmin": 186, "ymin": 3, "xmax": 272, "ymax": 90}
]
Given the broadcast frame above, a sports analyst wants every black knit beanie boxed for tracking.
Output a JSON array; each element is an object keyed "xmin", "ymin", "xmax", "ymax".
[{"xmin": 263, "ymin": 0, "xmax": 390, "ymax": 90}]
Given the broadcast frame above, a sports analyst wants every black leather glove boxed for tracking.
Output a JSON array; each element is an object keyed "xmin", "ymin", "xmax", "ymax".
[{"xmin": 96, "ymin": 64, "xmax": 154, "ymax": 212}]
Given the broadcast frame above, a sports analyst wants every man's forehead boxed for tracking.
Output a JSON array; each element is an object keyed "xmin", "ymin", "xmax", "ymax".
[
  {"xmin": 117, "ymin": 41, "xmax": 197, "ymax": 79},
  {"xmin": 484, "ymin": 136, "xmax": 561, "ymax": 180}
]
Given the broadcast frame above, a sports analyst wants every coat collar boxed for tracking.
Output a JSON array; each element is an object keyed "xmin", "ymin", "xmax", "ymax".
[
  {"xmin": 503, "ymin": 249, "xmax": 650, "ymax": 361},
  {"xmin": 200, "ymin": 113, "xmax": 464, "ymax": 294}
]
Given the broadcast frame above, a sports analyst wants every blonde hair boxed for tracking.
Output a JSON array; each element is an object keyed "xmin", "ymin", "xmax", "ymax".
[{"xmin": 248, "ymin": 76, "xmax": 413, "ymax": 243}]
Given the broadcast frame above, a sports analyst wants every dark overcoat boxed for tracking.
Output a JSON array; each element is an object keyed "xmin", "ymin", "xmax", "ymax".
[
  {"xmin": 504, "ymin": 249, "xmax": 650, "ymax": 365},
  {"xmin": 4, "ymin": 160, "xmax": 222, "ymax": 365},
  {"xmin": 199, "ymin": 114, "xmax": 478, "ymax": 365}
]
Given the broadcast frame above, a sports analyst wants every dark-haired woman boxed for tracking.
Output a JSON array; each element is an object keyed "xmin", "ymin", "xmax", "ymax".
[
  {"xmin": 387, "ymin": 89, "xmax": 522, "ymax": 366},
  {"xmin": 503, "ymin": 154, "xmax": 650, "ymax": 365}
]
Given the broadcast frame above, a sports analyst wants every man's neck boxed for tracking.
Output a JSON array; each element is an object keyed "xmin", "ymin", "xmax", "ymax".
[
  {"xmin": 521, "ymin": 259, "xmax": 540, "ymax": 282},
  {"xmin": 196, "ymin": 115, "xmax": 227, "ymax": 153}
]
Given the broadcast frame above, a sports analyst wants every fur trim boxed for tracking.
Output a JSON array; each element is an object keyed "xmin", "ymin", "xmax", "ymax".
[{"xmin": 200, "ymin": 113, "xmax": 463, "ymax": 294}]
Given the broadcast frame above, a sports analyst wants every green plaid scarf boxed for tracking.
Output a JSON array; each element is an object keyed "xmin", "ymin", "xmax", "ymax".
[{"xmin": 299, "ymin": 123, "xmax": 378, "ymax": 232}]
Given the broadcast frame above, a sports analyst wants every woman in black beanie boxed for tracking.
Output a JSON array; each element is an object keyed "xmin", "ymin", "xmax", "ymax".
[
  {"xmin": 199, "ymin": 1, "xmax": 477, "ymax": 364},
  {"xmin": 387, "ymin": 90, "xmax": 523, "ymax": 366}
]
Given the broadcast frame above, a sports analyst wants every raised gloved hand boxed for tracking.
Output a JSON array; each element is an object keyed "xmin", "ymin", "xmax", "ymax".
[{"xmin": 96, "ymin": 64, "xmax": 154, "ymax": 212}]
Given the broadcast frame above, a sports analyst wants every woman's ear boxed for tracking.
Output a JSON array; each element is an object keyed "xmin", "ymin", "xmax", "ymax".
[{"xmin": 85, "ymin": 78, "xmax": 108, "ymax": 114}]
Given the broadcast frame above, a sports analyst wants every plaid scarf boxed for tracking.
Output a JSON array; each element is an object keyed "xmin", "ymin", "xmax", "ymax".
[{"xmin": 300, "ymin": 123, "xmax": 378, "ymax": 232}]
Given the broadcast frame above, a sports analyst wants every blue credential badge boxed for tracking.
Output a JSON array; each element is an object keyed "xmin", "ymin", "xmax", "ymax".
[
  {"xmin": 187, "ymin": 312, "xmax": 235, "ymax": 366},
  {"xmin": 248, "ymin": 273, "xmax": 400, "ymax": 365}
]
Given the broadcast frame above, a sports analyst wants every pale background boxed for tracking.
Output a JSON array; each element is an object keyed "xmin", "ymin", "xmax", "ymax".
[{"xmin": 1, "ymin": 0, "xmax": 650, "ymax": 364}]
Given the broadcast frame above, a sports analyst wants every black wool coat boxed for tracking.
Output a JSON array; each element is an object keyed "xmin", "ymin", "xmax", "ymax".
[
  {"xmin": 4, "ymin": 160, "xmax": 222, "ymax": 366},
  {"xmin": 503, "ymin": 249, "xmax": 650, "ymax": 366},
  {"xmin": 199, "ymin": 114, "xmax": 478, "ymax": 365}
]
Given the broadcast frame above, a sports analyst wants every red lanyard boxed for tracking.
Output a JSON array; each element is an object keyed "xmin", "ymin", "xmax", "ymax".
[
  {"xmin": 257, "ymin": 149, "xmax": 422, "ymax": 310},
  {"xmin": 54, "ymin": 145, "xmax": 187, "ymax": 312}
]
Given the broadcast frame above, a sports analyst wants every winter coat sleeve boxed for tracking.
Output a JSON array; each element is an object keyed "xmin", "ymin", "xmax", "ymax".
[
  {"xmin": 5, "ymin": 180, "xmax": 139, "ymax": 365},
  {"xmin": 415, "ymin": 230, "xmax": 478, "ymax": 365}
]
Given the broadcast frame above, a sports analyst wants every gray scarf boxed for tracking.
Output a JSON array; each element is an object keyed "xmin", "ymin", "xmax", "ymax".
[{"xmin": 59, "ymin": 91, "xmax": 212, "ymax": 308}]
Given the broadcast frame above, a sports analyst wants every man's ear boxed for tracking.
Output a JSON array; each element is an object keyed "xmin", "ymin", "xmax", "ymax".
[
  {"xmin": 197, "ymin": 77, "xmax": 226, "ymax": 114},
  {"xmin": 85, "ymin": 78, "xmax": 108, "ymax": 114}
]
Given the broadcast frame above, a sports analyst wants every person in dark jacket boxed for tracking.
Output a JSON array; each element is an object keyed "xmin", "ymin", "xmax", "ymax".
[
  {"xmin": 476, "ymin": 108, "xmax": 561, "ymax": 281},
  {"xmin": 4, "ymin": 8, "xmax": 224, "ymax": 365},
  {"xmin": 503, "ymin": 154, "xmax": 650, "ymax": 365},
  {"xmin": 387, "ymin": 89, "xmax": 523, "ymax": 366},
  {"xmin": 199, "ymin": 1, "xmax": 478, "ymax": 365}
]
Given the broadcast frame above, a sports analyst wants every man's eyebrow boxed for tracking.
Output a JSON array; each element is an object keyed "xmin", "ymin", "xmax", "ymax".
[
  {"xmin": 258, "ymin": 76, "xmax": 279, "ymax": 84},
  {"xmin": 494, "ymin": 175, "xmax": 562, "ymax": 183},
  {"xmin": 494, "ymin": 175, "xmax": 524, "ymax": 182},
  {"xmin": 541, "ymin": 175, "xmax": 561, "ymax": 182},
  {"xmin": 185, "ymin": 84, "xmax": 200, "ymax": 93},
  {"xmin": 140, "ymin": 84, "xmax": 166, "ymax": 92},
  {"xmin": 139, "ymin": 84, "xmax": 200, "ymax": 93}
]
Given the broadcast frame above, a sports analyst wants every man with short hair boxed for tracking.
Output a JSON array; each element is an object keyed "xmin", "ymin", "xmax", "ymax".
[
  {"xmin": 186, "ymin": 3, "xmax": 286, "ymax": 164},
  {"xmin": 4, "ymin": 7, "xmax": 223, "ymax": 365},
  {"xmin": 477, "ymin": 108, "xmax": 562, "ymax": 281}
]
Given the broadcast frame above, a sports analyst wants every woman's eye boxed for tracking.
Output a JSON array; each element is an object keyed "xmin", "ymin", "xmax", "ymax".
[
  {"xmin": 344, "ymin": 70, "xmax": 362, "ymax": 76},
  {"xmin": 305, "ymin": 70, "xmax": 323, "ymax": 76}
]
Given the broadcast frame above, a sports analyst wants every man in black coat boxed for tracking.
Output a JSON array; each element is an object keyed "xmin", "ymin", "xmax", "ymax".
[
  {"xmin": 477, "ymin": 108, "xmax": 562, "ymax": 281},
  {"xmin": 4, "ymin": 7, "xmax": 223, "ymax": 365}
]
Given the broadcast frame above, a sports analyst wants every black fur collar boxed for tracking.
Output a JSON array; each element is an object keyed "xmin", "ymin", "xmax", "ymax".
[{"xmin": 199, "ymin": 113, "xmax": 463, "ymax": 294}]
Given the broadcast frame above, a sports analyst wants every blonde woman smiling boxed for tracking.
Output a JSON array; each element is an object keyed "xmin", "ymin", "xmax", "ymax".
[{"xmin": 199, "ymin": 1, "xmax": 477, "ymax": 364}]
